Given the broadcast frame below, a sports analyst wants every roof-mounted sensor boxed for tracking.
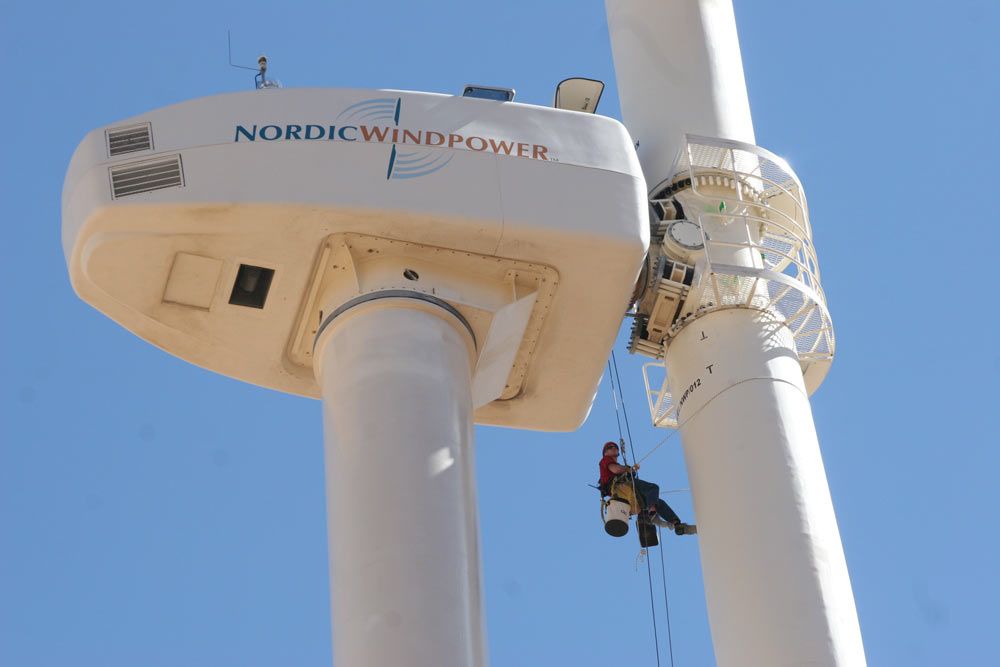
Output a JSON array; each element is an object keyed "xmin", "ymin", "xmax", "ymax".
[
  {"xmin": 554, "ymin": 78, "xmax": 604, "ymax": 114},
  {"xmin": 462, "ymin": 85, "xmax": 515, "ymax": 102}
]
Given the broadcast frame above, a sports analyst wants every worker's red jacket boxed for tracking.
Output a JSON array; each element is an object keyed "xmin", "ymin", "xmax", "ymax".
[{"xmin": 599, "ymin": 454, "xmax": 621, "ymax": 487}]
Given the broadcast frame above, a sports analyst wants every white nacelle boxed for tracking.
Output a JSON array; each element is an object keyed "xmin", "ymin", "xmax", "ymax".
[{"xmin": 62, "ymin": 88, "xmax": 649, "ymax": 430}]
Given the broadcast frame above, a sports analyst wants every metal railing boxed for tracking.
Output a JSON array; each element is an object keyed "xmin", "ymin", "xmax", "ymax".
[{"xmin": 641, "ymin": 135, "xmax": 835, "ymax": 428}]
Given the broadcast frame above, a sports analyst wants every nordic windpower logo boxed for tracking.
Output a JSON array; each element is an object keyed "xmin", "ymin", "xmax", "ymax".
[
  {"xmin": 338, "ymin": 97, "xmax": 452, "ymax": 180},
  {"xmin": 234, "ymin": 96, "xmax": 552, "ymax": 180}
]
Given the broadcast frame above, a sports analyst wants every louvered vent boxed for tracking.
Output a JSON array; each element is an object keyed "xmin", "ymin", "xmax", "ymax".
[
  {"xmin": 106, "ymin": 123, "xmax": 152, "ymax": 156},
  {"xmin": 110, "ymin": 155, "xmax": 184, "ymax": 199}
]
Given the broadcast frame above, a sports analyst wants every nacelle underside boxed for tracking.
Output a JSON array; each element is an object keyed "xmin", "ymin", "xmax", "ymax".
[{"xmin": 63, "ymin": 88, "xmax": 649, "ymax": 431}]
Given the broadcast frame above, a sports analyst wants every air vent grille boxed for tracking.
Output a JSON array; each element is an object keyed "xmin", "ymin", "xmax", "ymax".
[
  {"xmin": 110, "ymin": 155, "xmax": 184, "ymax": 199},
  {"xmin": 106, "ymin": 123, "xmax": 152, "ymax": 156}
]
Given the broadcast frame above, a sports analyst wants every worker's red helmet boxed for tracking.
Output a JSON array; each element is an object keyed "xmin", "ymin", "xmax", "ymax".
[{"xmin": 603, "ymin": 441, "xmax": 619, "ymax": 453}]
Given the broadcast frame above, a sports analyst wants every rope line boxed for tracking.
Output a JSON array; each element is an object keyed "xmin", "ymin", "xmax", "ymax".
[
  {"xmin": 644, "ymin": 551, "xmax": 663, "ymax": 667},
  {"xmin": 607, "ymin": 353, "xmax": 643, "ymax": 527},
  {"xmin": 606, "ymin": 358, "xmax": 661, "ymax": 667},
  {"xmin": 606, "ymin": 360, "xmax": 626, "ymax": 449},
  {"xmin": 634, "ymin": 375, "xmax": 807, "ymax": 465},
  {"xmin": 611, "ymin": 350, "xmax": 639, "ymax": 465},
  {"xmin": 657, "ymin": 527, "xmax": 677, "ymax": 667}
]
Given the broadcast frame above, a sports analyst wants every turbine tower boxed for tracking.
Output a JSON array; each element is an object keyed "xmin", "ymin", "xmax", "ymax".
[{"xmin": 607, "ymin": 0, "xmax": 866, "ymax": 664}]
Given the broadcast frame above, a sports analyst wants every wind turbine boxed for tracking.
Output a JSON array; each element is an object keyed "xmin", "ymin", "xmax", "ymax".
[{"xmin": 62, "ymin": 1, "xmax": 865, "ymax": 665}]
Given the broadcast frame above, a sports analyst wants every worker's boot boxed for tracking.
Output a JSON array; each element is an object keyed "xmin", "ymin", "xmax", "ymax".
[{"xmin": 673, "ymin": 523, "xmax": 697, "ymax": 536}]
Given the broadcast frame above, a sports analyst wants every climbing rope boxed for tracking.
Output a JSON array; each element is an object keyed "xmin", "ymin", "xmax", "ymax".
[
  {"xmin": 610, "ymin": 350, "xmax": 640, "ymax": 465},
  {"xmin": 643, "ymin": 551, "xmax": 664, "ymax": 667},
  {"xmin": 657, "ymin": 527, "xmax": 677, "ymax": 667},
  {"xmin": 608, "ymin": 350, "xmax": 680, "ymax": 667},
  {"xmin": 633, "ymin": 428, "xmax": 682, "ymax": 467},
  {"xmin": 606, "ymin": 353, "xmax": 666, "ymax": 667},
  {"xmin": 607, "ymin": 359, "xmax": 627, "ymax": 450},
  {"xmin": 634, "ymin": 375, "xmax": 806, "ymax": 465}
]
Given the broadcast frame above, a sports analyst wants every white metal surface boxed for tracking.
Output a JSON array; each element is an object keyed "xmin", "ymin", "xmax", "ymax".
[
  {"xmin": 607, "ymin": 1, "xmax": 866, "ymax": 665},
  {"xmin": 315, "ymin": 298, "xmax": 486, "ymax": 667},
  {"xmin": 289, "ymin": 233, "xmax": 560, "ymax": 409},
  {"xmin": 606, "ymin": 0, "xmax": 755, "ymax": 191},
  {"xmin": 664, "ymin": 309, "xmax": 864, "ymax": 666},
  {"xmin": 61, "ymin": 87, "xmax": 649, "ymax": 430}
]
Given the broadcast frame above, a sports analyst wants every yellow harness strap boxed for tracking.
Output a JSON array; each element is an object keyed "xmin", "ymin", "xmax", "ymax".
[{"xmin": 609, "ymin": 476, "xmax": 643, "ymax": 515}]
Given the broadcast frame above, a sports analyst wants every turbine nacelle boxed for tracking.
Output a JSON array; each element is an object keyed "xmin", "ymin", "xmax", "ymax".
[{"xmin": 62, "ymin": 87, "xmax": 649, "ymax": 430}]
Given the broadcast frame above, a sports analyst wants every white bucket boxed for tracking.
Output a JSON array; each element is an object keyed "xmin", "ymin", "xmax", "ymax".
[{"xmin": 604, "ymin": 499, "xmax": 630, "ymax": 537}]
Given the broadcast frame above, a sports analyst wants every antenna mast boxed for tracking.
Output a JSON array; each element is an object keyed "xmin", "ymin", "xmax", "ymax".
[{"xmin": 227, "ymin": 31, "xmax": 280, "ymax": 89}]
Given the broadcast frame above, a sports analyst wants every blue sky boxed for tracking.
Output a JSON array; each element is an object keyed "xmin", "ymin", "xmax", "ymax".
[{"xmin": 2, "ymin": 1, "xmax": 998, "ymax": 665}]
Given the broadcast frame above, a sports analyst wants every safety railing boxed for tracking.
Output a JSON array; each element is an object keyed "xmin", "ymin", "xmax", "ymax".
[{"xmin": 641, "ymin": 135, "xmax": 835, "ymax": 428}]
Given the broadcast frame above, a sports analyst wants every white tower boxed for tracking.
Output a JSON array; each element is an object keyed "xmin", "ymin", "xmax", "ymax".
[
  {"xmin": 607, "ymin": 1, "xmax": 866, "ymax": 665},
  {"xmin": 62, "ymin": 89, "xmax": 648, "ymax": 666}
]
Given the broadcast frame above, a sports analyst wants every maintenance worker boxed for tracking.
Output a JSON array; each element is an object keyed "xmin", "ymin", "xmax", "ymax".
[{"xmin": 598, "ymin": 441, "xmax": 697, "ymax": 535}]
